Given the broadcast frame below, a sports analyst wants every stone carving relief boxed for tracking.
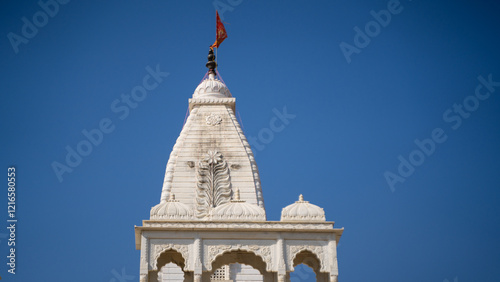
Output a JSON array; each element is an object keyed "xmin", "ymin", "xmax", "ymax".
[
  {"xmin": 196, "ymin": 150, "xmax": 232, "ymax": 218},
  {"xmin": 151, "ymin": 243, "xmax": 189, "ymax": 270},
  {"xmin": 205, "ymin": 113, "xmax": 222, "ymax": 126},
  {"xmin": 205, "ymin": 244, "xmax": 273, "ymax": 272}
]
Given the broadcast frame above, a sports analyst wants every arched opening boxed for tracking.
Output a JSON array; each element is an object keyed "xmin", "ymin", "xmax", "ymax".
[
  {"xmin": 159, "ymin": 262, "xmax": 184, "ymax": 282},
  {"xmin": 290, "ymin": 264, "xmax": 315, "ymax": 282},
  {"xmin": 208, "ymin": 250, "xmax": 269, "ymax": 281},
  {"xmin": 291, "ymin": 250, "xmax": 327, "ymax": 282},
  {"xmin": 154, "ymin": 249, "xmax": 191, "ymax": 282}
]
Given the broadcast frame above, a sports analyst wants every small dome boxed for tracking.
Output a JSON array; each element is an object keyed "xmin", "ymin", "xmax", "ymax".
[
  {"xmin": 211, "ymin": 189, "xmax": 266, "ymax": 221},
  {"xmin": 150, "ymin": 194, "xmax": 193, "ymax": 220},
  {"xmin": 193, "ymin": 73, "xmax": 231, "ymax": 98},
  {"xmin": 280, "ymin": 195, "xmax": 326, "ymax": 222}
]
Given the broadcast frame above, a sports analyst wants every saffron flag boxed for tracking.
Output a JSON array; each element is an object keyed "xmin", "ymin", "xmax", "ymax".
[{"xmin": 210, "ymin": 11, "xmax": 227, "ymax": 49}]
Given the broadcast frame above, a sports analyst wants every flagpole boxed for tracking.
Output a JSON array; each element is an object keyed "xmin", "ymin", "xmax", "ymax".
[{"xmin": 215, "ymin": 11, "xmax": 217, "ymax": 73}]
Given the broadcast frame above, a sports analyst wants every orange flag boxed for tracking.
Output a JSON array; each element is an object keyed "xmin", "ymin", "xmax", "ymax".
[{"xmin": 210, "ymin": 11, "xmax": 227, "ymax": 49}]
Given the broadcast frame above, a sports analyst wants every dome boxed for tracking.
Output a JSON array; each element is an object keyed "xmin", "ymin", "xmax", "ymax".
[
  {"xmin": 193, "ymin": 73, "xmax": 232, "ymax": 98},
  {"xmin": 150, "ymin": 194, "xmax": 193, "ymax": 220},
  {"xmin": 280, "ymin": 195, "xmax": 326, "ymax": 222},
  {"xmin": 211, "ymin": 189, "xmax": 266, "ymax": 222}
]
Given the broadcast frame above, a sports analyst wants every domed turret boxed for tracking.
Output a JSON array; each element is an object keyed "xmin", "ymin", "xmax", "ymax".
[
  {"xmin": 150, "ymin": 194, "xmax": 193, "ymax": 220},
  {"xmin": 211, "ymin": 189, "xmax": 266, "ymax": 221},
  {"xmin": 280, "ymin": 194, "xmax": 326, "ymax": 222}
]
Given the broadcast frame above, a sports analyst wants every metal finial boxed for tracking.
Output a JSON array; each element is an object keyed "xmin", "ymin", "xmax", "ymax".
[{"xmin": 206, "ymin": 48, "xmax": 217, "ymax": 75}]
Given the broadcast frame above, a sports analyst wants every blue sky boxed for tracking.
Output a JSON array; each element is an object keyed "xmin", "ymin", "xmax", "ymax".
[{"xmin": 1, "ymin": 0, "xmax": 500, "ymax": 281}]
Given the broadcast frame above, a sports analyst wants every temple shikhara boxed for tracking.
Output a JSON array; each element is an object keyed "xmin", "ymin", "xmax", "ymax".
[{"xmin": 134, "ymin": 49, "xmax": 344, "ymax": 282}]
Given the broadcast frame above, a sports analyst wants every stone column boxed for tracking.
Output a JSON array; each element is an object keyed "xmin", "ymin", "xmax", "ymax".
[
  {"xmin": 277, "ymin": 237, "xmax": 287, "ymax": 281},
  {"xmin": 193, "ymin": 236, "xmax": 203, "ymax": 282},
  {"xmin": 139, "ymin": 234, "xmax": 149, "ymax": 282},
  {"xmin": 328, "ymin": 238, "xmax": 339, "ymax": 282}
]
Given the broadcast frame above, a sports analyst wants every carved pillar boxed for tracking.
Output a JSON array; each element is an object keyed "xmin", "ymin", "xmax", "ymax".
[
  {"xmin": 278, "ymin": 273, "xmax": 287, "ymax": 282},
  {"xmin": 277, "ymin": 237, "xmax": 286, "ymax": 272},
  {"xmin": 140, "ymin": 234, "xmax": 149, "ymax": 281},
  {"xmin": 193, "ymin": 236, "xmax": 203, "ymax": 276},
  {"xmin": 328, "ymin": 238, "xmax": 339, "ymax": 282},
  {"xmin": 193, "ymin": 273, "xmax": 202, "ymax": 282}
]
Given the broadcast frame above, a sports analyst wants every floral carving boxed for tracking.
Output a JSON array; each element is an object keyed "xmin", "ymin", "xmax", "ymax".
[
  {"xmin": 196, "ymin": 151, "xmax": 232, "ymax": 218},
  {"xmin": 206, "ymin": 113, "xmax": 222, "ymax": 126}
]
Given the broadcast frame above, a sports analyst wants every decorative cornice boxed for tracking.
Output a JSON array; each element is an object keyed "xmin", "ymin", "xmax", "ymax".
[
  {"xmin": 141, "ymin": 221, "xmax": 337, "ymax": 231},
  {"xmin": 189, "ymin": 97, "xmax": 235, "ymax": 112}
]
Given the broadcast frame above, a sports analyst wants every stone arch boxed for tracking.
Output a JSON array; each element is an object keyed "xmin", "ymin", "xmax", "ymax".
[
  {"xmin": 149, "ymin": 248, "xmax": 193, "ymax": 282},
  {"xmin": 158, "ymin": 262, "xmax": 185, "ymax": 282},
  {"xmin": 290, "ymin": 263, "xmax": 316, "ymax": 282},
  {"xmin": 206, "ymin": 245, "xmax": 272, "ymax": 272},
  {"xmin": 291, "ymin": 250, "xmax": 329, "ymax": 282},
  {"xmin": 288, "ymin": 245, "xmax": 326, "ymax": 272},
  {"xmin": 210, "ymin": 250, "xmax": 268, "ymax": 276},
  {"xmin": 292, "ymin": 250, "xmax": 321, "ymax": 274},
  {"xmin": 156, "ymin": 249, "xmax": 186, "ymax": 271},
  {"xmin": 153, "ymin": 244, "xmax": 189, "ymax": 271}
]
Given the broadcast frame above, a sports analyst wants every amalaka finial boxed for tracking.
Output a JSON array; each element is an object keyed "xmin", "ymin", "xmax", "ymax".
[{"xmin": 299, "ymin": 194, "xmax": 304, "ymax": 202}]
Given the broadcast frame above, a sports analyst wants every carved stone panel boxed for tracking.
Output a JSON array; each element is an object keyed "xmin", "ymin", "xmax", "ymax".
[
  {"xmin": 196, "ymin": 150, "xmax": 232, "ymax": 219},
  {"xmin": 205, "ymin": 113, "xmax": 222, "ymax": 126}
]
